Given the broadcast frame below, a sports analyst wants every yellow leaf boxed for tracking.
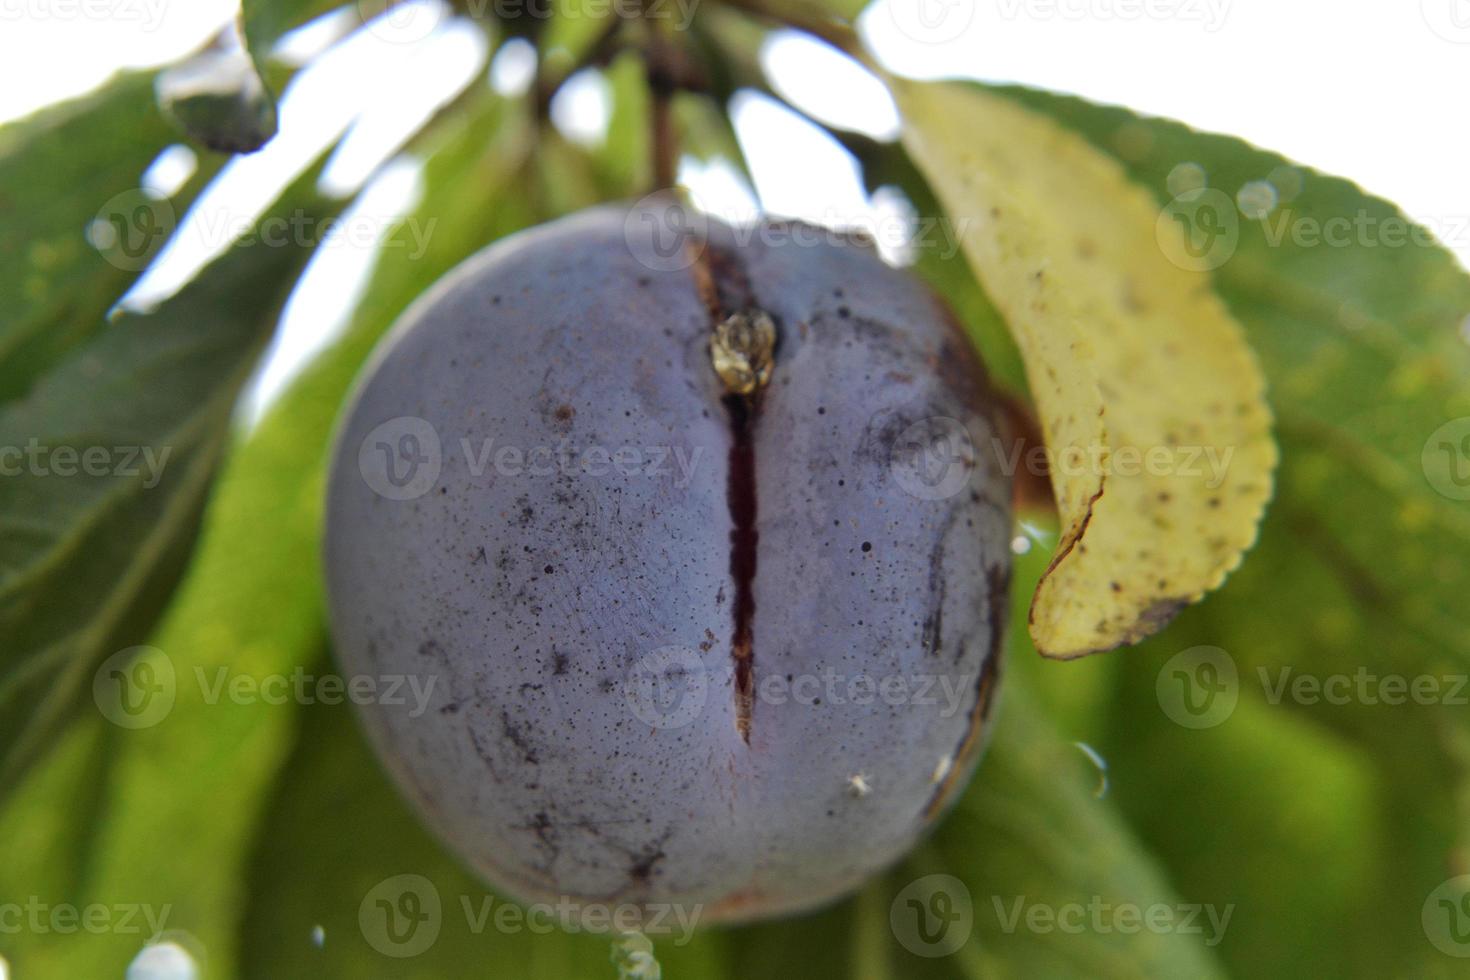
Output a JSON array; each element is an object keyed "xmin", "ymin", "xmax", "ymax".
[{"xmin": 895, "ymin": 81, "xmax": 1277, "ymax": 658}]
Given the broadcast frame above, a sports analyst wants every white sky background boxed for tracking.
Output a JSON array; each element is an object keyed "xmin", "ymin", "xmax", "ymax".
[{"xmin": 2, "ymin": 0, "xmax": 1468, "ymax": 419}]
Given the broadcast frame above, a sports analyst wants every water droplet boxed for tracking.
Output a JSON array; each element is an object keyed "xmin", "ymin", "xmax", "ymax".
[
  {"xmin": 1236, "ymin": 180, "xmax": 1279, "ymax": 220},
  {"xmin": 1166, "ymin": 162, "xmax": 1208, "ymax": 198},
  {"xmin": 311, "ymin": 924, "xmax": 326, "ymax": 947},
  {"xmin": 127, "ymin": 941, "xmax": 199, "ymax": 980},
  {"xmin": 1267, "ymin": 164, "xmax": 1303, "ymax": 203},
  {"xmin": 1073, "ymin": 741, "xmax": 1110, "ymax": 799},
  {"xmin": 1010, "ymin": 534, "xmax": 1032, "ymax": 555}
]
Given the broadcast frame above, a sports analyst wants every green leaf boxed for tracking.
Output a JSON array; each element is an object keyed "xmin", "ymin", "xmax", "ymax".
[
  {"xmin": 0, "ymin": 90, "xmax": 537, "ymax": 980},
  {"xmin": 239, "ymin": 686, "xmax": 618, "ymax": 977},
  {"xmin": 539, "ymin": 0, "xmax": 618, "ymax": 66},
  {"xmin": 924, "ymin": 682, "xmax": 1229, "ymax": 979},
  {"xmin": 596, "ymin": 50, "xmax": 652, "ymax": 195},
  {"xmin": 968, "ymin": 83, "xmax": 1470, "ymax": 978},
  {"xmin": 0, "ymin": 72, "xmax": 188, "ymax": 403},
  {"xmin": 229, "ymin": 90, "xmax": 663, "ymax": 980},
  {"xmin": 983, "ymin": 81, "xmax": 1470, "ymax": 669},
  {"xmin": 0, "ymin": 169, "xmax": 335, "ymax": 803}
]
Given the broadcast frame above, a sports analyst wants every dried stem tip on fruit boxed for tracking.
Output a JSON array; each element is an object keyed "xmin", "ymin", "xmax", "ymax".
[{"xmin": 711, "ymin": 310, "xmax": 776, "ymax": 395}]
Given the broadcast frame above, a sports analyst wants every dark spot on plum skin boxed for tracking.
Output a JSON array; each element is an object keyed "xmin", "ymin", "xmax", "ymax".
[
  {"xmin": 501, "ymin": 711, "xmax": 539, "ymax": 765},
  {"xmin": 628, "ymin": 846, "xmax": 667, "ymax": 884}
]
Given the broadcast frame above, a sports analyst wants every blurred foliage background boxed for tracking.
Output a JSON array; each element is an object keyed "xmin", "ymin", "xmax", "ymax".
[{"xmin": 0, "ymin": 1, "xmax": 1468, "ymax": 977}]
